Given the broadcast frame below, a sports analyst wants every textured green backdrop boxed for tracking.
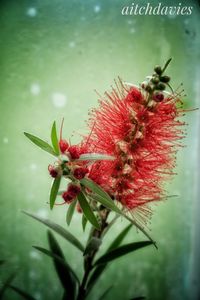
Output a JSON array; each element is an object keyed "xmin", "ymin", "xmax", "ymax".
[{"xmin": 0, "ymin": 0, "xmax": 200, "ymax": 299}]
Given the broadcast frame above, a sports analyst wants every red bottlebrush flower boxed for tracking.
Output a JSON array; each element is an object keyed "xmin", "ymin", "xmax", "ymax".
[
  {"xmin": 62, "ymin": 183, "xmax": 81, "ymax": 203},
  {"xmin": 59, "ymin": 140, "xmax": 69, "ymax": 153},
  {"xmin": 68, "ymin": 145, "xmax": 80, "ymax": 159},
  {"xmin": 73, "ymin": 167, "xmax": 88, "ymax": 180},
  {"xmin": 48, "ymin": 165, "xmax": 58, "ymax": 178},
  {"xmin": 80, "ymin": 78, "xmax": 186, "ymax": 221}
]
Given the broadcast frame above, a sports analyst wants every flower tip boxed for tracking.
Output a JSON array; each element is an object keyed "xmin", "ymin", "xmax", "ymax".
[{"xmin": 59, "ymin": 139, "xmax": 69, "ymax": 153}]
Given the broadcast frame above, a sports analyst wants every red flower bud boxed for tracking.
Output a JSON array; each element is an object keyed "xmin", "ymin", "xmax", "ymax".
[
  {"xmin": 62, "ymin": 191, "xmax": 75, "ymax": 203},
  {"xmin": 153, "ymin": 92, "xmax": 164, "ymax": 102},
  {"xmin": 62, "ymin": 183, "xmax": 81, "ymax": 203},
  {"xmin": 68, "ymin": 145, "xmax": 80, "ymax": 159},
  {"xmin": 48, "ymin": 165, "xmax": 58, "ymax": 178},
  {"xmin": 59, "ymin": 139, "xmax": 69, "ymax": 153},
  {"xmin": 73, "ymin": 167, "xmax": 88, "ymax": 180}
]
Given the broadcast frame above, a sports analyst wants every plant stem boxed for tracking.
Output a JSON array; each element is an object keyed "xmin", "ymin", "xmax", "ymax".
[{"xmin": 77, "ymin": 209, "xmax": 109, "ymax": 300}]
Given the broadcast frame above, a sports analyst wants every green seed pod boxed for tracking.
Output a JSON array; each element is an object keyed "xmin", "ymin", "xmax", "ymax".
[
  {"xmin": 151, "ymin": 76, "xmax": 160, "ymax": 84},
  {"xmin": 156, "ymin": 83, "xmax": 166, "ymax": 90},
  {"xmin": 154, "ymin": 65, "xmax": 162, "ymax": 75},
  {"xmin": 160, "ymin": 75, "xmax": 171, "ymax": 83},
  {"xmin": 145, "ymin": 85, "xmax": 152, "ymax": 93}
]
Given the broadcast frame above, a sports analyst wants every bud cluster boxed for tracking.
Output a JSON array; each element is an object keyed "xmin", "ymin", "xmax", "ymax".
[
  {"xmin": 141, "ymin": 61, "xmax": 171, "ymax": 105},
  {"xmin": 48, "ymin": 136, "xmax": 89, "ymax": 207}
]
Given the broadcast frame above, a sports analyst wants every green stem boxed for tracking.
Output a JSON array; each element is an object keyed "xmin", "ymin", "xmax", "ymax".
[
  {"xmin": 77, "ymin": 209, "xmax": 109, "ymax": 300},
  {"xmin": 162, "ymin": 58, "xmax": 172, "ymax": 74}
]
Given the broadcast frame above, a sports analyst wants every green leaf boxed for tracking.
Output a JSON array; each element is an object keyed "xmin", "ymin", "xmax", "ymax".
[
  {"xmin": 95, "ymin": 241, "xmax": 153, "ymax": 266},
  {"xmin": 9, "ymin": 285, "xmax": 36, "ymax": 300},
  {"xmin": 47, "ymin": 230, "xmax": 77, "ymax": 299},
  {"xmin": 51, "ymin": 121, "xmax": 59, "ymax": 155},
  {"xmin": 78, "ymin": 153, "xmax": 115, "ymax": 161},
  {"xmin": 24, "ymin": 132, "xmax": 57, "ymax": 156},
  {"xmin": 23, "ymin": 211, "xmax": 84, "ymax": 252},
  {"xmin": 66, "ymin": 199, "xmax": 77, "ymax": 226},
  {"xmin": 81, "ymin": 179, "xmax": 156, "ymax": 246},
  {"xmin": 50, "ymin": 177, "xmax": 61, "ymax": 210},
  {"xmin": 77, "ymin": 192, "xmax": 100, "ymax": 230},
  {"xmin": 33, "ymin": 246, "xmax": 79, "ymax": 284},
  {"xmin": 92, "ymin": 194, "xmax": 156, "ymax": 246},
  {"xmin": 98, "ymin": 286, "xmax": 113, "ymax": 300},
  {"xmin": 0, "ymin": 273, "xmax": 16, "ymax": 298},
  {"xmin": 80, "ymin": 178, "xmax": 112, "ymax": 201},
  {"xmin": 82, "ymin": 214, "xmax": 88, "ymax": 232},
  {"xmin": 107, "ymin": 224, "xmax": 132, "ymax": 251},
  {"xmin": 83, "ymin": 237, "xmax": 102, "ymax": 256}
]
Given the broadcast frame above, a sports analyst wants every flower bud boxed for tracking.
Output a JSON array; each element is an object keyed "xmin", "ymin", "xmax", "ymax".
[
  {"xmin": 154, "ymin": 66, "xmax": 162, "ymax": 75},
  {"xmin": 145, "ymin": 85, "xmax": 152, "ymax": 93},
  {"xmin": 153, "ymin": 92, "xmax": 164, "ymax": 102},
  {"xmin": 62, "ymin": 183, "xmax": 81, "ymax": 203},
  {"xmin": 160, "ymin": 75, "xmax": 170, "ymax": 83},
  {"xmin": 73, "ymin": 167, "xmax": 88, "ymax": 180},
  {"xmin": 156, "ymin": 83, "xmax": 166, "ymax": 91},
  {"xmin": 48, "ymin": 165, "xmax": 59, "ymax": 178},
  {"xmin": 68, "ymin": 145, "xmax": 80, "ymax": 159},
  {"xmin": 59, "ymin": 140, "xmax": 69, "ymax": 153},
  {"xmin": 151, "ymin": 76, "xmax": 160, "ymax": 84}
]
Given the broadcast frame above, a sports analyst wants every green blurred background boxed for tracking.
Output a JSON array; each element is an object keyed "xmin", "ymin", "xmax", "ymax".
[{"xmin": 0, "ymin": 0, "xmax": 200, "ymax": 299}]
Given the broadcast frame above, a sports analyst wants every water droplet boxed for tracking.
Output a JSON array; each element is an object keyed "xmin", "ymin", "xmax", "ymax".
[
  {"xmin": 94, "ymin": 5, "xmax": 101, "ymax": 13},
  {"xmin": 27, "ymin": 7, "xmax": 37, "ymax": 17},
  {"xmin": 3, "ymin": 137, "xmax": 8, "ymax": 144},
  {"xmin": 36, "ymin": 208, "xmax": 48, "ymax": 218},
  {"xmin": 30, "ymin": 250, "xmax": 41, "ymax": 260},
  {"xmin": 30, "ymin": 83, "xmax": 40, "ymax": 95},
  {"xmin": 30, "ymin": 163, "xmax": 37, "ymax": 171},
  {"xmin": 52, "ymin": 93, "xmax": 67, "ymax": 108},
  {"xmin": 69, "ymin": 41, "xmax": 76, "ymax": 48},
  {"xmin": 130, "ymin": 28, "xmax": 135, "ymax": 34}
]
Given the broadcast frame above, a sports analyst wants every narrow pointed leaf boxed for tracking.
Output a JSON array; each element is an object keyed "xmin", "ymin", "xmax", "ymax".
[
  {"xmin": 78, "ymin": 153, "xmax": 115, "ymax": 161},
  {"xmin": 66, "ymin": 199, "xmax": 77, "ymax": 226},
  {"xmin": 23, "ymin": 211, "xmax": 84, "ymax": 252},
  {"xmin": 95, "ymin": 241, "xmax": 153, "ymax": 266},
  {"xmin": 108, "ymin": 224, "xmax": 132, "ymax": 251},
  {"xmin": 81, "ymin": 179, "xmax": 156, "ymax": 245},
  {"xmin": 9, "ymin": 285, "xmax": 36, "ymax": 300},
  {"xmin": 92, "ymin": 194, "xmax": 156, "ymax": 246},
  {"xmin": 47, "ymin": 231, "xmax": 77, "ymax": 299},
  {"xmin": 33, "ymin": 246, "xmax": 79, "ymax": 284},
  {"xmin": 98, "ymin": 286, "xmax": 113, "ymax": 300},
  {"xmin": 80, "ymin": 178, "xmax": 112, "ymax": 201},
  {"xmin": 0, "ymin": 273, "xmax": 16, "ymax": 298},
  {"xmin": 82, "ymin": 214, "xmax": 88, "ymax": 232},
  {"xmin": 51, "ymin": 121, "xmax": 59, "ymax": 155},
  {"xmin": 24, "ymin": 132, "xmax": 57, "ymax": 156},
  {"xmin": 50, "ymin": 177, "xmax": 61, "ymax": 210},
  {"xmin": 77, "ymin": 192, "xmax": 100, "ymax": 230}
]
